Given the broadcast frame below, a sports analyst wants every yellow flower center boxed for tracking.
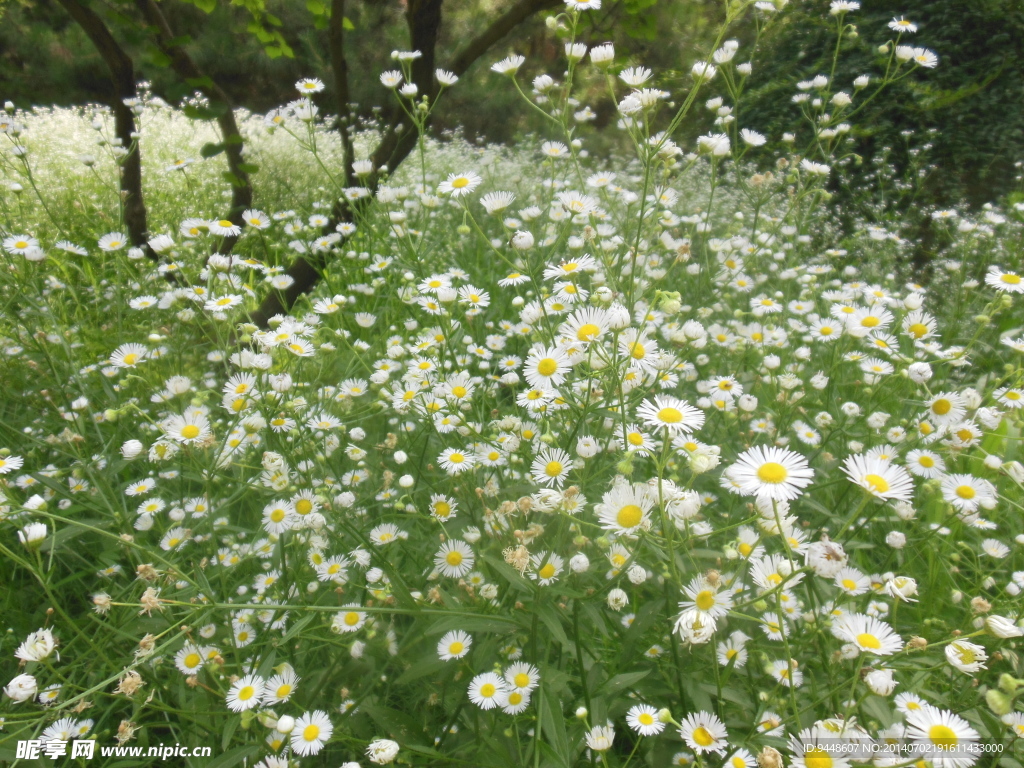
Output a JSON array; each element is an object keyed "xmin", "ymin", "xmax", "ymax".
[
  {"xmin": 576, "ymin": 323, "xmax": 600, "ymax": 341},
  {"xmin": 956, "ymin": 646, "xmax": 976, "ymax": 664},
  {"xmin": 537, "ymin": 358, "xmax": 558, "ymax": 376},
  {"xmin": 738, "ymin": 542, "xmax": 753, "ymax": 557},
  {"xmin": 184, "ymin": 653, "xmax": 201, "ymax": 668},
  {"xmin": 344, "ymin": 612, "xmax": 360, "ymax": 626},
  {"xmin": 931, "ymin": 399, "xmax": 951, "ymax": 415},
  {"xmin": 861, "ymin": 316, "xmax": 880, "ymax": 328},
  {"xmin": 451, "ymin": 177, "xmax": 470, "ymax": 189},
  {"xmin": 695, "ymin": 591, "xmax": 715, "ymax": 611},
  {"xmin": 657, "ymin": 407, "xmax": 683, "ymax": 423},
  {"xmin": 219, "ymin": 220, "xmax": 233, "ymax": 228},
  {"xmin": 842, "ymin": 579, "xmax": 857, "ymax": 590},
  {"xmin": 296, "ymin": 499, "xmax": 313, "ymax": 515},
  {"xmin": 857, "ymin": 632, "xmax": 881, "ymax": 649},
  {"xmin": 449, "ymin": 642, "xmax": 464, "ymax": 655},
  {"xmin": 480, "ymin": 683, "xmax": 496, "ymax": 697},
  {"xmin": 433, "ymin": 501, "xmax": 451, "ymax": 517},
  {"xmin": 514, "ymin": 673, "xmax": 530, "ymax": 688},
  {"xmin": 955, "ymin": 485, "xmax": 975, "ymax": 500},
  {"xmin": 928, "ymin": 724, "xmax": 958, "ymax": 748},
  {"xmin": 1001, "ymin": 274, "xmax": 1021, "ymax": 285},
  {"xmin": 123, "ymin": 353, "xmax": 138, "ymax": 365},
  {"xmin": 629, "ymin": 342, "xmax": 646, "ymax": 359},
  {"xmin": 238, "ymin": 685, "xmax": 255, "ymax": 701},
  {"xmin": 617, "ymin": 504, "xmax": 643, "ymax": 528},
  {"xmin": 545, "ymin": 461, "xmax": 563, "ymax": 477},
  {"xmin": 692, "ymin": 726, "xmax": 714, "ymax": 746},
  {"xmin": 757, "ymin": 462, "xmax": 788, "ymax": 483},
  {"xmin": 804, "ymin": 748, "xmax": 833, "ymax": 768},
  {"xmin": 277, "ymin": 684, "xmax": 292, "ymax": 697},
  {"xmin": 918, "ymin": 456, "xmax": 934, "ymax": 468},
  {"xmin": 303, "ymin": 724, "xmax": 320, "ymax": 742},
  {"xmin": 908, "ymin": 322, "xmax": 928, "ymax": 338},
  {"xmin": 539, "ymin": 563, "xmax": 556, "ymax": 580},
  {"xmin": 864, "ymin": 474, "xmax": 889, "ymax": 493},
  {"xmin": 508, "ymin": 692, "xmax": 523, "ymax": 705},
  {"xmin": 639, "ymin": 712, "xmax": 655, "ymax": 725},
  {"xmin": 446, "ymin": 551, "xmax": 463, "ymax": 566},
  {"xmin": 451, "ymin": 386, "xmax": 467, "ymax": 398},
  {"xmin": 181, "ymin": 424, "xmax": 200, "ymax": 439}
]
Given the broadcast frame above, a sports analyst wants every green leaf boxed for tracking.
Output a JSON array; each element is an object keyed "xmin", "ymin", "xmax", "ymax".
[
  {"xmin": 148, "ymin": 50, "xmax": 171, "ymax": 68},
  {"xmin": 598, "ymin": 669, "xmax": 651, "ymax": 696},
  {"xmin": 394, "ymin": 655, "xmax": 444, "ymax": 685},
  {"xmin": 360, "ymin": 702, "xmax": 421, "ymax": 741},
  {"xmin": 191, "ymin": 561, "xmax": 217, "ymax": 601},
  {"xmin": 238, "ymin": 162, "xmax": 260, "ymax": 174},
  {"xmin": 186, "ymin": 76, "xmax": 216, "ymax": 90},
  {"xmin": 205, "ymin": 745, "xmax": 260, "ymax": 768},
  {"xmin": 200, "ymin": 142, "xmax": 225, "ymax": 158},
  {"xmin": 343, "ymin": 16, "xmax": 355, "ymax": 29},
  {"xmin": 220, "ymin": 716, "xmax": 240, "ymax": 752},
  {"xmin": 305, "ymin": 0, "xmax": 327, "ymax": 14},
  {"xmin": 536, "ymin": 603, "xmax": 571, "ymax": 648},
  {"xmin": 481, "ymin": 553, "xmax": 533, "ymax": 593},
  {"xmin": 256, "ymin": 649, "xmax": 278, "ymax": 678},
  {"xmin": 538, "ymin": 685, "xmax": 571, "ymax": 768},
  {"xmin": 426, "ymin": 614, "xmax": 516, "ymax": 636},
  {"xmin": 280, "ymin": 612, "xmax": 315, "ymax": 643},
  {"xmin": 222, "ymin": 171, "xmax": 248, "ymax": 188},
  {"xmin": 189, "ymin": 0, "xmax": 217, "ymax": 12},
  {"xmin": 183, "ymin": 104, "xmax": 222, "ymax": 121}
]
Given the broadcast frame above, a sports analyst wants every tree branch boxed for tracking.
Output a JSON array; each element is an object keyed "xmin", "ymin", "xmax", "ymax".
[
  {"xmin": 449, "ymin": 0, "xmax": 560, "ymax": 77},
  {"xmin": 56, "ymin": 0, "xmax": 150, "ymax": 255},
  {"xmin": 250, "ymin": 0, "xmax": 554, "ymax": 328},
  {"xmin": 134, "ymin": 0, "xmax": 253, "ymax": 253}
]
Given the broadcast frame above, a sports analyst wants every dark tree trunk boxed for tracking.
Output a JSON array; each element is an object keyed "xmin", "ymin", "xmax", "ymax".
[
  {"xmin": 330, "ymin": 0, "xmax": 356, "ymax": 191},
  {"xmin": 135, "ymin": 0, "xmax": 253, "ymax": 253},
  {"xmin": 56, "ymin": 0, "xmax": 150, "ymax": 256}
]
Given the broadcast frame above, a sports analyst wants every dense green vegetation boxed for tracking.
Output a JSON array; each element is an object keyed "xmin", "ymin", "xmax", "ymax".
[{"xmin": 2, "ymin": 1, "xmax": 1024, "ymax": 767}]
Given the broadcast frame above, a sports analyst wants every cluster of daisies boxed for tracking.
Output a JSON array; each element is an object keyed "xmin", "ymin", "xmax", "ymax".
[{"xmin": 3, "ymin": 1, "xmax": 1024, "ymax": 766}]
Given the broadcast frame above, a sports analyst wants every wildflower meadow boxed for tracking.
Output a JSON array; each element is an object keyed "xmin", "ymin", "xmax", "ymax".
[{"xmin": 2, "ymin": 1, "xmax": 1024, "ymax": 766}]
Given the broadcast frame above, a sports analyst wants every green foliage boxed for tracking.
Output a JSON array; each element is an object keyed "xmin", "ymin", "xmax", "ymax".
[{"xmin": 741, "ymin": 0, "xmax": 1024, "ymax": 205}]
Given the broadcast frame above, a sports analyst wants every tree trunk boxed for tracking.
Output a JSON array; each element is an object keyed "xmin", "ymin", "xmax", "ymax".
[
  {"xmin": 56, "ymin": 0, "xmax": 150, "ymax": 255},
  {"xmin": 134, "ymin": 0, "xmax": 253, "ymax": 253},
  {"xmin": 329, "ymin": 0, "xmax": 356, "ymax": 191}
]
